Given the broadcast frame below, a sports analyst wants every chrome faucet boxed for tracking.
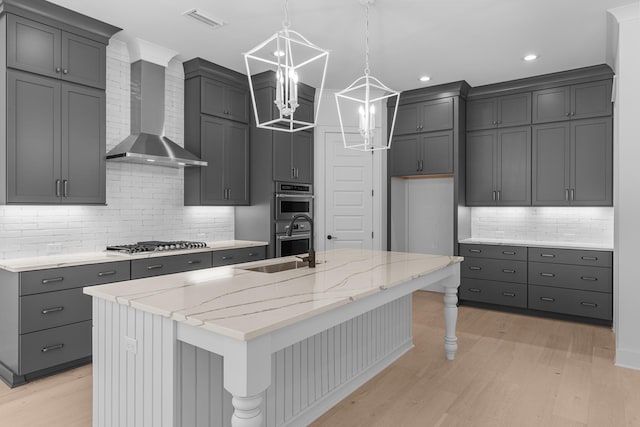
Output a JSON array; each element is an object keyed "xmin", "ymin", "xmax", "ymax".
[{"xmin": 286, "ymin": 214, "xmax": 315, "ymax": 268}]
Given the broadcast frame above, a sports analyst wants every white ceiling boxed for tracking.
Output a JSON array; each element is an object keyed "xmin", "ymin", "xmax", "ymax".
[{"xmin": 49, "ymin": 0, "xmax": 631, "ymax": 91}]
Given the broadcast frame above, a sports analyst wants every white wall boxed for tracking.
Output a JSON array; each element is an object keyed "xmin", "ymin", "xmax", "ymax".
[
  {"xmin": 0, "ymin": 39, "xmax": 234, "ymax": 260},
  {"xmin": 609, "ymin": 2, "xmax": 640, "ymax": 370}
]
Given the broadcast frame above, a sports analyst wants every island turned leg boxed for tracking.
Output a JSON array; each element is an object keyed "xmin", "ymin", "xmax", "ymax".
[
  {"xmin": 443, "ymin": 286, "xmax": 458, "ymax": 360},
  {"xmin": 231, "ymin": 394, "xmax": 263, "ymax": 427}
]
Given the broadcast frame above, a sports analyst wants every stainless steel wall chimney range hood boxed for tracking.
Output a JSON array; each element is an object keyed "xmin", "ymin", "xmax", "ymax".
[{"xmin": 106, "ymin": 59, "xmax": 207, "ymax": 168}]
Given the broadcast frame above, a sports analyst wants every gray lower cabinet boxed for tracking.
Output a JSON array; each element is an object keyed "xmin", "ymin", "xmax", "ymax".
[
  {"xmin": 212, "ymin": 246, "xmax": 267, "ymax": 266},
  {"xmin": 130, "ymin": 252, "xmax": 213, "ymax": 280},
  {"xmin": 532, "ymin": 118, "xmax": 612, "ymax": 206},
  {"xmin": 466, "ymin": 126, "xmax": 530, "ymax": 205},
  {"xmin": 532, "ymin": 80, "xmax": 612, "ymax": 124},
  {"xmin": 466, "ymin": 93, "xmax": 531, "ymax": 131},
  {"xmin": 459, "ymin": 243, "xmax": 613, "ymax": 322}
]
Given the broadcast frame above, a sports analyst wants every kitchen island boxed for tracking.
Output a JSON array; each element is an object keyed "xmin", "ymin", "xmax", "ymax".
[{"xmin": 84, "ymin": 249, "xmax": 462, "ymax": 427}]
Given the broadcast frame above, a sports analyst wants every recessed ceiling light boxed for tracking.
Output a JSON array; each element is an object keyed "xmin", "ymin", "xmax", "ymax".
[
  {"xmin": 419, "ymin": 76, "xmax": 431, "ymax": 82},
  {"xmin": 273, "ymin": 50, "xmax": 285, "ymax": 57},
  {"xmin": 523, "ymin": 54, "xmax": 539, "ymax": 62}
]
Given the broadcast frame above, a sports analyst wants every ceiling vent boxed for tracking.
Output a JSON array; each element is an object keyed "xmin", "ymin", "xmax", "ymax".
[{"xmin": 183, "ymin": 8, "xmax": 226, "ymax": 29}]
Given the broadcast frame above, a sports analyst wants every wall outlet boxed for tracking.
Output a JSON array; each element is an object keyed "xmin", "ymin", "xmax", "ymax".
[
  {"xmin": 124, "ymin": 336, "xmax": 137, "ymax": 354},
  {"xmin": 46, "ymin": 243, "xmax": 63, "ymax": 255}
]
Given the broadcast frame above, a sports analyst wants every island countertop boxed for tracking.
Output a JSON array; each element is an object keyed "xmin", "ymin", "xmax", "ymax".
[{"xmin": 84, "ymin": 248, "xmax": 463, "ymax": 341}]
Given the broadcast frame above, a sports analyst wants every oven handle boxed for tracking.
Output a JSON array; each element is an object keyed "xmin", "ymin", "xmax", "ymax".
[
  {"xmin": 277, "ymin": 233, "xmax": 311, "ymax": 241},
  {"xmin": 275, "ymin": 193, "xmax": 315, "ymax": 198}
]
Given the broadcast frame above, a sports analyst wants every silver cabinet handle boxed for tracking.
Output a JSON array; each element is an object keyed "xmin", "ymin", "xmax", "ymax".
[
  {"xmin": 63, "ymin": 180, "xmax": 69, "ymax": 197},
  {"xmin": 468, "ymin": 266, "xmax": 482, "ymax": 271},
  {"xmin": 147, "ymin": 264, "xmax": 163, "ymax": 270},
  {"xmin": 565, "ymin": 112, "xmax": 571, "ymax": 117},
  {"xmin": 565, "ymin": 189, "xmax": 569, "ymax": 201},
  {"xmin": 221, "ymin": 256, "xmax": 233, "ymax": 260},
  {"xmin": 581, "ymin": 302, "xmax": 598, "ymax": 308},
  {"xmin": 540, "ymin": 253, "xmax": 556, "ymax": 258},
  {"xmin": 496, "ymin": 190, "xmax": 501, "ymax": 201},
  {"xmin": 469, "ymin": 249, "xmax": 482, "ymax": 253},
  {"xmin": 227, "ymin": 188, "xmax": 231, "ymax": 200},
  {"xmin": 98, "ymin": 271, "xmax": 116, "ymax": 277},
  {"xmin": 540, "ymin": 297, "xmax": 555, "ymax": 302},
  {"xmin": 502, "ymin": 269, "xmax": 516, "ymax": 274},
  {"xmin": 502, "ymin": 251, "xmax": 516, "ymax": 255},
  {"xmin": 581, "ymin": 276, "xmax": 598, "ymax": 281},
  {"xmin": 468, "ymin": 288, "xmax": 482, "ymax": 293},
  {"xmin": 570, "ymin": 189, "xmax": 575, "ymax": 201},
  {"xmin": 540, "ymin": 273, "xmax": 556, "ymax": 277},
  {"xmin": 502, "ymin": 292, "xmax": 516, "ymax": 297},
  {"xmin": 492, "ymin": 191, "xmax": 496, "ymax": 201},
  {"xmin": 41, "ymin": 344, "xmax": 64, "ymax": 353},
  {"xmin": 571, "ymin": 112, "xmax": 576, "ymax": 116},
  {"xmin": 416, "ymin": 161, "xmax": 421, "ymax": 172},
  {"xmin": 62, "ymin": 69, "xmax": 68, "ymax": 75},
  {"xmin": 420, "ymin": 160, "xmax": 424, "ymax": 171},
  {"xmin": 41, "ymin": 306, "xmax": 64, "ymax": 315},
  {"xmin": 248, "ymin": 252, "xmax": 257, "ymax": 257},
  {"xmin": 42, "ymin": 277, "xmax": 64, "ymax": 284},
  {"xmin": 187, "ymin": 260, "xmax": 201, "ymax": 265},
  {"xmin": 581, "ymin": 256, "xmax": 598, "ymax": 261},
  {"xmin": 55, "ymin": 179, "xmax": 61, "ymax": 197},
  {"xmin": 55, "ymin": 67, "xmax": 62, "ymax": 73}
]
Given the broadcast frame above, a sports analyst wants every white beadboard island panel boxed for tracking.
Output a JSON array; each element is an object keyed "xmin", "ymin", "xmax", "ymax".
[{"xmin": 88, "ymin": 248, "xmax": 462, "ymax": 427}]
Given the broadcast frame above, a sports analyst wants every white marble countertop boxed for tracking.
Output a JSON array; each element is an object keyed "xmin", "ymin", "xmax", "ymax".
[
  {"xmin": 0, "ymin": 240, "xmax": 268, "ymax": 272},
  {"xmin": 84, "ymin": 249, "xmax": 463, "ymax": 341},
  {"xmin": 459, "ymin": 238, "xmax": 613, "ymax": 251}
]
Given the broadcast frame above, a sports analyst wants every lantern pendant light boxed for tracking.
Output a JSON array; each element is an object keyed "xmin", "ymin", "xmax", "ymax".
[
  {"xmin": 244, "ymin": 0, "xmax": 329, "ymax": 132},
  {"xmin": 335, "ymin": 0, "xmax": 400, "ymax": 151}
]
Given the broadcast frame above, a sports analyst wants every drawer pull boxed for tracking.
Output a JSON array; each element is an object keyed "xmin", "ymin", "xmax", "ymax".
[
  {"xmin": 248, "ymin": 252, "xmax": 256, "ymax": 257},
  {"xmin": 42, "ymin": 277, "xmax": 64, "ymax": 284},
  {"xmin": 540, "ymin": 253, "xmax": 556, "ymax": 258},
  {"xmin": 540, "ymin": 297, "xmax": 555, "ymax": 302},
  {"xmin": 98, "ymin": 270, "xmax": 116, "ymax": 277},
  {"xmin": 221, "ymin": 256, "xmax": 234, "ymax": 260},
  {"xmin": 581, "ymin": 256, "xmax": 598, "ymax": 261},
  {"xmin": 147, "ymin": 264, "xmax": 163, "ymax": 270},
  {"xmin": 502, "ymin": 269, "xmax": 516, "ymax": 274},
  {"xmin": 468, "ymin": 266, "xmax": 482, "ymax": 271},
  {"xmin": 581, "ymin": 276, "xmax": 598, "ymax": 281},
  {"xmin": 540, "ymin": 273, "xmax": 556, "ymax": 278},
  {"xmin": 187, "ymin": 260, "xmax": 201, "ymax": 265},
  {"xmin": 502, "ymin": 251, "xmax": 516, "ymax": 255},
  {"xmin": 468, "ymin": 288, "xmax": 482, "ymax": 293},
  {"xmin": 581, "ymin": 302, "xmax": 598, "ymax": 308},
  {"xmin": 41, "ymin": 344, "xmax": 64, "ymax": 353},
  {"xmin": 41, "ymin": 306, "xmax": 64, "ymax": 315},
  {"xmin": 469, "ymin": 249, "xmax": 482, "ymax": 253},
  {"xmin": 502, "ymin": 292, "xmax": 516, "ymax": 297}
]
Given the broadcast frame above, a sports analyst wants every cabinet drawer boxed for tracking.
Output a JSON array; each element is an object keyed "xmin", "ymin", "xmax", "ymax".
[
  {"xmin": 528, "ymin": 262, "xmax": 611, "ymax": 293},
  {"xmin": 459, "ymin": 244, "xmax": 526, "ymax": 261},
  {"xmin": 459, "ymin": 278, "xmax": 527, "ymax": 308},
  {"xmin": 20, "ymin": 320, "xmax": 91, "ymax": 374},
  {"xmin": 20, "ymin": 288, "xmax": 91, "ymax": 334},
  {"xmin": 528, "ymin": 286, "xmax": 612, "ymax": 320},
  {"xmin": 131, "ymin": 252, "xmax": 213, "ymax": 279},
  {"xmin": 528, "ymin": 247, "xmax": 612, "ymax": 267},
  {"xmin": 461, "ymin": 258, "xmax": 527, "ymax": 284},
  {"xmin": 20, "ymin": 261, "xmax": 131, "ymax": 296},
  {"xmin": 213, "ymin": 247, "xmax": 266, "ymax": 266}
]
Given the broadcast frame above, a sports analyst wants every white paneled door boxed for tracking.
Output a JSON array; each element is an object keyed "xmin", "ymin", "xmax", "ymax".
[{"xmin": 324, "ymin": 132, "xmax": 374, "ymax": 251}]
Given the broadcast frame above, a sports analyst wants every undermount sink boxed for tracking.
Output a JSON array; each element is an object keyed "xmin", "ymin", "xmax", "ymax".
[{"xmin": 240, "ymin": 259, "xmax": 321, "ymax": 273}]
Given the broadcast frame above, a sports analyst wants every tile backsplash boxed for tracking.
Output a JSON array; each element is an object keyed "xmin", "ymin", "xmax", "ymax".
[
  {"xmin": 471, "ymin": 207, "xmax": 614, "ymax": 246},
  {"xmin": 0, "ymin": 39, "xmax": 234, "ymax": 260}
]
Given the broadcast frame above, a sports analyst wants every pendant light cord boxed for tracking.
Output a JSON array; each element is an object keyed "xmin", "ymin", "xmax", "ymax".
[
  {"xmin": 283, "ymin": 0, "xmax": 291, "ymax": 28},
  {"xmin": 364, "ymin": 3, "xmax": 370, "ymax": 75}
]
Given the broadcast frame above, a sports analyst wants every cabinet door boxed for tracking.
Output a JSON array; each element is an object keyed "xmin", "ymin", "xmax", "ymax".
[
  {"xmin": 532, "ymin": 123, "xmax": 571, "ymax": 205},
  {"xmin": 466, "ymin": 130, "xmax": 496, "ymax": 205},
  {"xmin": 224, "ymin": 123, "xmax": 250, "ymax": 204},
  {"xmin": 571, "ymin": 81, "xmax": 612, "ymax": 120},
  {"xmin": 420, "ymin": 131, "xmax": 453, "ymax": 174},
  {"xmin": 420, "ymin": 98, "xmax": 453, "ymax": 132},
  {"xmin": 6, "ymin": 15, "xmax": 62, "ymax": 80},
  {"xmin": 571, "ymin": 118, "xmax": 612, "ymax": 206},
  {"xmin": 532, "ymin": 87, "xmax": 571, "ymax": 123},
  {"xmin": 393, "ymin": 103, "xmax": 420, "ymax": 135},
  {"xmin": 390, "ymin": 135, "xmax": 419, "ymax": 176},
  {"xmin": 295, "ymin": 98, "xmax": 314, "ymax": 125},
  {"xmin": 497, "ymin": 93, "xmax": 531, "ymax": 127},
  {"xmin": 6, "ymin": 71, "xmax": 61, "ymax": 204},
  {"xmin": 61, "ymin": 32, "xmax": 106, "ymax": 90},
  {"xmin": 200, "ymin": 78, "xmax": 226, "ymax": 118},
  {"xmin": 200, "ymin": 116, "xmax": 226, "ymax": 203},
  {"xmin": 273, "ymin": 132, "xmax": 293, "ymax": 181},
  {"xmin": 466, "ymin": 98, "xmax": 496, "ymax": 131},
  {"xmin": 225, "ymin": 85, "xmax": 250, "ymax": 123},
  {"xmin": 60, "ymin": 84, "xmax": 106, "ymax": 204},
  {"xmin": 292, "ymin": 131, "xmax": 313, "ymax": 183},
  {"xmin": 496, "ymin": 126, "xmax": 531, "ymax": 205}
]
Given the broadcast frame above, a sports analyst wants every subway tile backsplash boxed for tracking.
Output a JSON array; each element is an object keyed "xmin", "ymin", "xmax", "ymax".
[
  {"xmin": 471, "ymin": 207, "xmax": 614, "ymax": 247},
  {"xmin": 0, "ymin": 40, "xmax": 234, "ymax": 260}
]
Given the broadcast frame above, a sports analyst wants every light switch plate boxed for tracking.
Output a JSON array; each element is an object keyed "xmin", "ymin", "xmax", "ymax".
[{"xmin": 124, "ymin": 336, "xmax": 137, "ymax": 354}]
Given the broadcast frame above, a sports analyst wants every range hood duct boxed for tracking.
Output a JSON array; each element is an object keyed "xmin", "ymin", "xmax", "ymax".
[{"xmin": 106, "ymin": 60, "xmax": 206, "ymax": 167}]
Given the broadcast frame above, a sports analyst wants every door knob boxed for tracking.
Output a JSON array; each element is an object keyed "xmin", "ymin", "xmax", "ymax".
[{"xmin": 327, "ymin": 235, "xmax": 333, "ymax": 240}]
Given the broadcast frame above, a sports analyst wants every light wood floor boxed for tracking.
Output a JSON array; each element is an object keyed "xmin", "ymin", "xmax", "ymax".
[{"xmin": 1, "ymin": 291, "xmax": 639, "ymax": 427}]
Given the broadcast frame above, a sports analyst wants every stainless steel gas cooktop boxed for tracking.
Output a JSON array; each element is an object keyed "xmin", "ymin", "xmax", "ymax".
[{"xmin": 106, "ymin": 241, "xmax": 208, "ymax": 254}]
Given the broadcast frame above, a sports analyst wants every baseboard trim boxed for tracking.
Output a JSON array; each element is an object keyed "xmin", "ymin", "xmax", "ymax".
[{"xmin": 616, "ymin": 348, "xmax": 640, "ymax": 371}]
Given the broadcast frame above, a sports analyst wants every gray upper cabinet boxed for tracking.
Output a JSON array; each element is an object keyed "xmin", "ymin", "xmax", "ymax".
[
  {"xmin": 392, "ymin": 98, "xmax": 453, "ymax": 136},
  {"xmin": 532, "ymin": 80, "xmax": 612, "ymax": 124},
  {"xmin": 390, "ymin": 131, "xmax": 453, "ymax": 176},
  {"xmin": 6, "ymin": 71, "xmax": 105, "ymax": 205},
  {"xmin": 466, "ymin": 126, "xmax": 531, "ymax": 206},
  {"xmin": 390, "ymin": 135, "xmax": 419, "ymax": 176},
  {"xmin": 7, "ymin": 15, "xmax": 106, "ymax": 90},
  {"xmin": 467, "ymin": 93, "xmax": 531, "ymax": 131},
  {"xmin": 274, "ymin": 131, "xmax": 313, "ymax": 183},
  {"xmin": 532, "ymin": 118, "xmax": 612, "ymax": 206},
  {"xmin": 201, "ymin": 77, "xmax": 250, "ymax": 124}
]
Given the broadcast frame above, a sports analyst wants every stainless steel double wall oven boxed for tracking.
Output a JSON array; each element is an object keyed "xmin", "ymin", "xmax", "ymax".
[{"xmin": 274, "ymin": 182, "xmax": 313, "ymax": 257}]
